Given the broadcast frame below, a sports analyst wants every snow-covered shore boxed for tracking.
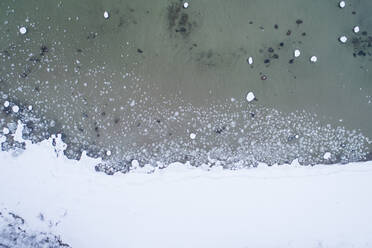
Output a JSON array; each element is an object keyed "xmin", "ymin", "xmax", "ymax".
[{"xmin": 1, "ymin": 135, "xmax": 372, "ymax": 248}]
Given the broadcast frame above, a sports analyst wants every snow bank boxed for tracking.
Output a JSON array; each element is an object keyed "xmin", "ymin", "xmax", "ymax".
[{"xmin": 1, "ymin": 133, "xmax": 372, "ymax": 247}]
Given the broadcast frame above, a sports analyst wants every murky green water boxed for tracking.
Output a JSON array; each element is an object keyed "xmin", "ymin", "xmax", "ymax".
[{"xmin": 1, "ymin": 0, "xmax": 371, "ymax": 172}]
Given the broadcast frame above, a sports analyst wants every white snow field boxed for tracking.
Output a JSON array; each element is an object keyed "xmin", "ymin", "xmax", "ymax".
[{"xmin": 1, "ymin": 132, "xmax": 372, "ymax": 247}]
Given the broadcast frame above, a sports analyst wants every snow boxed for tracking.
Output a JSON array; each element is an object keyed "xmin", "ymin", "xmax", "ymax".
[
  {"xmin": 1, "ymin": 123, "xmax": 372, "ymax": 247},
  {"xmin": 353, "ymin": 26, "xmax": 360, "ymax": 33},
  {"xmin": 339, "ymin": 36, "xmax": 347, "ymax": 43},
  {"xmin": 339, "ymin": 1, "xmax": 346, "ymax": 8},
  {"xmin": 19, "ymin": 27, "xmax": 27, "ymax": 35},
  {"xmin": 294, "ymin": 49, "xmax": 301, "ymax": 57},
  {"xmin": 246, "ymin": 91, "xmax": 255, "ymax": 102}
]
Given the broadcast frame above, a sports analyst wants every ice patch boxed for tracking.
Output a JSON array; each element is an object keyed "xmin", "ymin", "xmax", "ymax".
[
  {"xmin": 339, "ymin": 36, "xmax": 347, "ymax": 43},
  {"xmin": 294, "ymin": 49, "xmax": 301, "ymax": 57},
  {"xmin": 103, "ymin": 11, "xmax": 109, "ymax": 19},
  {"xmin": 246, "ymin": 92, "xmax": 255, "ymax": 102},
  {"xmin": 310, "ymin": 56, "xmax": 318, "ymax": 63},
  {"xmin": 247, "ymin": 56, "xmax": 253, "ymax": 65},
  {"xmin": 190, "ymin": 133, "xmax": 196, "ymax": 139},
  {"xmin": 12, "ymin": 105, "xmax": 19, "ymax": 113},
  {"xmin": 19, "ymin": 26, "xmax": 27, "ymax": 34},
  {"xmin": 323, "ymin": 152, "xmax": 332, "ymax": 160}
]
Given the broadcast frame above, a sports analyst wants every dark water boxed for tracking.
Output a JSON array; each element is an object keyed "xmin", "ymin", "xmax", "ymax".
[{"xmin": 1, "ymin": 0, "xmax": 371, "ymax": 172}]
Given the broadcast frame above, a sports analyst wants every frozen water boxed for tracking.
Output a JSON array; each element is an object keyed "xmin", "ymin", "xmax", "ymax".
[
  {"xmin": 19, "ymin": 26, "xmax": 27, "ymax": 34},
  {"xmin": 103, "ymin": 11, "xmax": 109, "ymax": 19},
  {"xmin": 339, "ymin": 36, "xmax": 347, "ymax": 43},
  {"xmin": 246, "ymin": 92, "xmax": 255, "ymax": 102},
  {"xmin": 294, "ymin": 49, "xmax": 301, "ymax": 57},
  {"xmin": 310, "ymin": 56, "xmax": 318, "ymax": 63},
  {"xmin": 190, "ymin": 133, "xmax": 196, "ymax": 139}
]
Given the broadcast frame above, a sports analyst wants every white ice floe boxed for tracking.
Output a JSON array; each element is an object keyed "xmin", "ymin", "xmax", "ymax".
[
  {"xmin": 323, "ymin": 152, "xmax": 332, "ymax": 160},
  {"xmin": 294, "ymin": 49, "xmax": 301, "ymax": 57},
  {"xmin": 248, "ymin": 56, "xmax": 253, "ymax": 65},
  {"xmin": 103, "ymin": 11, "xmax": 109, "ymax": 19},
  {"xmin": 353, "ymin": 26, "xmax": 360, "ymax": 33},
  {"xmin": 190, "ymin": 133, "xmax": 196, "ymax": 139},
  {"xmin": 4, "ymin": 101, "xmax": 9, "ymax": 107},
  {"xmin": 183, "ymin": 2, "xmax": 189, "ymax": 8},
  {"xmin": 131, "ymin": 159, "xmax": 140, "ymax": 168},
  {"xmin": 1, "ymin": 138, "xmax": 372, "ymax": 248},
  {"xmin": 19, "ymin": 26, "xmax": 27, "ymax": 35},
  {"xmin": 339, "ymin": 36, "xmax": 347, "ymax": 43},
  {"xmin": 2, "ymin": 127, "xmax": 9, "ymax": 135},
  {"xmin": 310, "ymin": 56, "xmax": 318, "ymax": 63},
  {"xmin": 12, "ymin": 105, "xmax": 19, "ymax": 113},
  {"xmin": 246, "ymin": 92, "xmax": 255, "ymax": 102},
  {"xmin": 339, "ymin": 1, "xmax": 346, "ymax": 8}
]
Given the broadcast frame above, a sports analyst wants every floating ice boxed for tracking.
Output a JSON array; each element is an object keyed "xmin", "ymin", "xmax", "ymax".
[
  {"xmin": 323, "ymin": 152, "xmax": 332, "ymax": 160},
  {"xmin": 339, "ymin": 1, "xmax": 346, "ymax": 8},
  {"xmin": 339, "ymin": 36, "xmax": 347, "ymax": 43},
  {"xmin": 2, "ymin": 127, "xmax": 9, "ymax": 135},
  {"xmin": 353, "ymin": 26, "xmax": 360, "ymax": 33},
  {"xmin": 4, "ymin": 101, "xmax": 9, "ymax": 107},
  {"xmin": 131, "ymin": 160, "xmax": 139, "ymax": 168},
  {"xmin": 246, "ymin": 92, "xmax": 255, "ymax": 102},
  {"xmin": 183, "ymin": 2, "xmax": 189, "ymax": 8},
  {"xmin": 190, "ymin": 133, "xmax": 196, "ymax": 139},
  {"xmin": 12, "ymin": 105, "xmax": 19, "ymax": 113},
  {"xmin": 310, "ymin": 56, "xmax": 318, "ymax": 63},
  {"xmin": 103, "ymin": 11, "xmax": 109, "ymax": 19},
  {"xmin": 294, "ymin": 49, "xmax": 301, "ymax": 57},
  {"xmin": 248, "ymin": 57, "xmax": 253, "ymax": 65},
  {"xmin": 19, "ymin": 26, "xmax": 27, "ymax": 34}
]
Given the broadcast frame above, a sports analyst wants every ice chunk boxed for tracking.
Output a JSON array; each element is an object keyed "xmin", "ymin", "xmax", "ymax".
[
  {"xmin": 323, "ymin": 152, "xmax": 331, "ymax": 160},
  {"xmin": 294, "ymin": 49, "xmax": 301, "ymax": 57},
  {"xmin": 339, "ymin": 36, "xmax": 347, "ymax": 43},
  {"xmin": 310, "ymin": 56, "xmax": 317, "ymax": 63},
  {"xmin": 2, "ymin": 127, "xmax": 9, "ymax": 135},
  {"xmin": 19, "ymin": 26, "xmax": 27, "ymax": 34},
  {"xmin": 247, "ymin": 57, "xmax": 253, "ymax": 65},
  {"xmin": 12, "ymin": 105, "xmax": 19, "ymax": 113},
  {"xmin": 246, "ymin": 92, "xmax": 255, "ymax": 102}
]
